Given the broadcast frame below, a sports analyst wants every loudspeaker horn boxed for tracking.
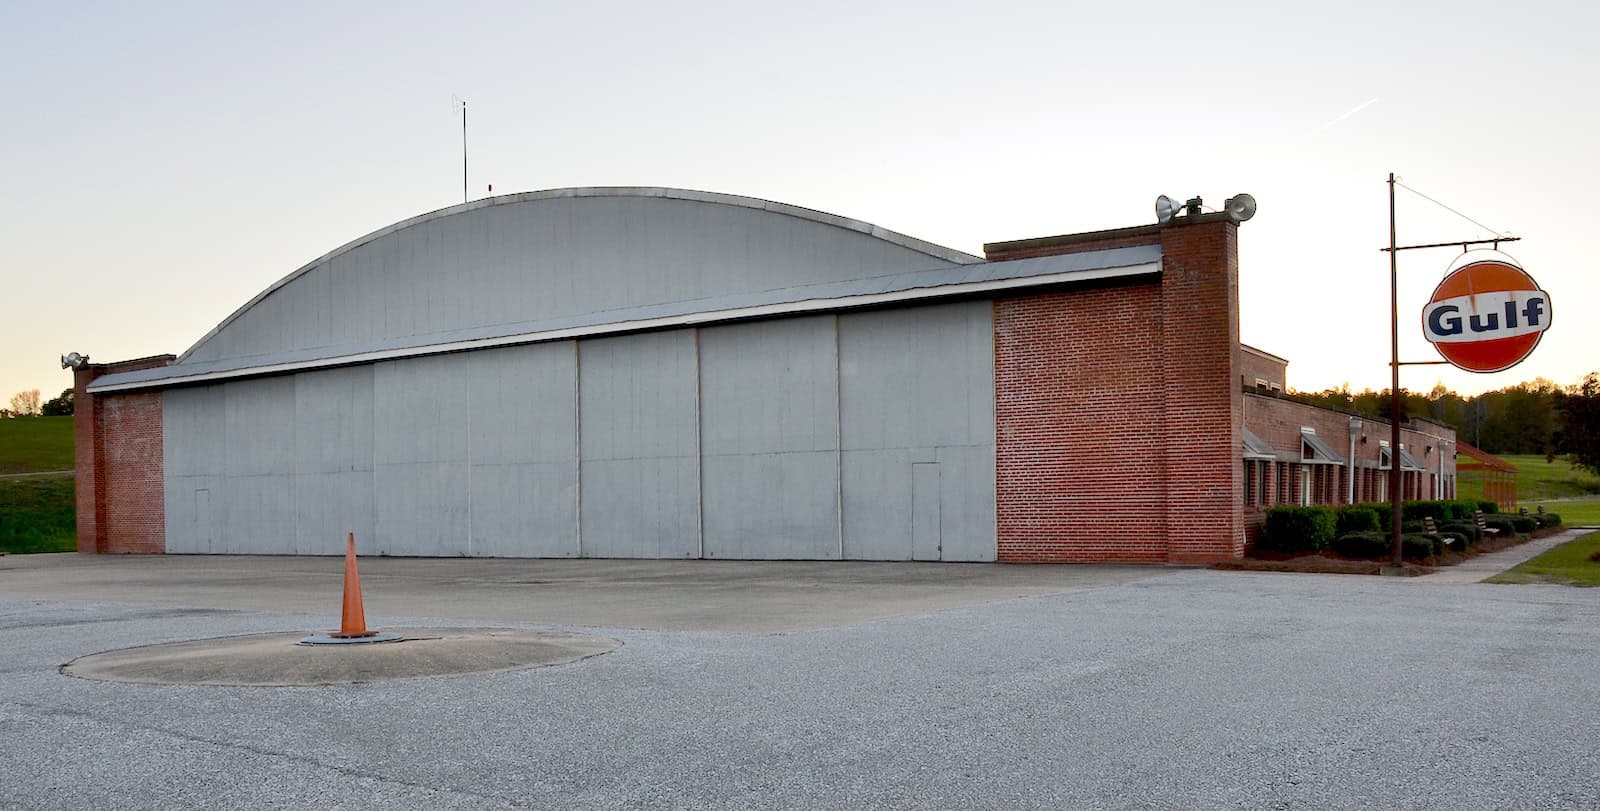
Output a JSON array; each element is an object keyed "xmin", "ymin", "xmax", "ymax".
[
  {"xmin": 1224, "ymin": 193, "xmax": 1257, "ymax": 223},
  {"xmin": 1155, "ymin": 195, "xmax": 1181, "ymax": 225}
]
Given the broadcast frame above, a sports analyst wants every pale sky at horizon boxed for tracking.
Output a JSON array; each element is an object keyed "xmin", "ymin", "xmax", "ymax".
[{"xmin": 3, "ymin": 1, "xmax": 1595, "ymax": 404}]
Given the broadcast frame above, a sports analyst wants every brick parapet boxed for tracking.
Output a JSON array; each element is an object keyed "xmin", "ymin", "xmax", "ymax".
[
  {"xmin": 73, "ymin": 355, "xmax": 173, "ymax": 554},
  {"xmin": 990, "ymin": 217, "xmax": 1244, "ymax": 563}
]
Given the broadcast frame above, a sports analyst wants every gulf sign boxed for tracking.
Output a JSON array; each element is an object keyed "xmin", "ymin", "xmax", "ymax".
[{"xmin": 1422, "ymin": 257, "xmax": 1551, "ymax": 373}]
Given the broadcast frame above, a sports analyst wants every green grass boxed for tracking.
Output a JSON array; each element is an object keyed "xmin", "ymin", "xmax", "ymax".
[
  {"xmin": 0, "ymin": 475, "xmax": 77, "ymax": 554},
  {"xmin": 1524, "ymin": 496, "xmax": 1600, "ymax": 527},
  {"xmin": 1486, "ymin": 530, "xmax": 1600, "ymax": 586},
  {"xmin": 1458, "ymin": 454, "xmax": 1600, "ymax": 504},
  {"xmin": 0, "ymin": 415, "xmax": 75, "ymax": 475}
]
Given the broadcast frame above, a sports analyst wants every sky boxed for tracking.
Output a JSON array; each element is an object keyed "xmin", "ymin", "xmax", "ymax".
[{"xmin": 3, "ymin": 1, "xmax": 1595, "ymax": 404}]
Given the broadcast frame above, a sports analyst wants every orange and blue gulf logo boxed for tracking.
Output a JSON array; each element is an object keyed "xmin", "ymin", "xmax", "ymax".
[{"xmin": 1421, "ymin": 257, "xmax": 1551, "ymax": 373}]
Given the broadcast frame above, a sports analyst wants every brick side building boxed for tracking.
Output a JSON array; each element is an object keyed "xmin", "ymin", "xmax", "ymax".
[{"xmin": 71, "ymin": 187, "xmax": 1451, "ymax": 562}]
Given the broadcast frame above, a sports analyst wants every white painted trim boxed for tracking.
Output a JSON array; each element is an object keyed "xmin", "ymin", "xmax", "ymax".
[{"xmin": 91, "ymin": 261, "xmax": 1160, "ymax": 393}]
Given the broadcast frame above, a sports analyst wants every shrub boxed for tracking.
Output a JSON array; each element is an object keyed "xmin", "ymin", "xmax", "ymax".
[
  {"xmin": 1402, "ymin": 520, "xmax": 1424, "ymax": 534},
  {"xmin": 1540, "ymin": 512, "xmax": 1563, "ymax": 528},
  {"xmin": 1335, "ymin": 506, "xmax": 1380, "ymax": 536},
  {"xmin": 1436, "ymin": 530, "xmax": 1470, "ymax": 551},
  {"xmin": 1332, "ymin": 531, "xmax": 1388, "ymax": 559},
  {"xmin": 1477, "ymin": 500, "xmax": 1499, "ymax": 514},
  {"xmin": 1483, "ymin": 516, "xmax": 1517, "ymax": 537},
  {"xmin": 1441, "ymin": 521, "xmax": 1481, "ymax": 543},
  {"xmin": 1448, "ymin": 500, "xmax": 1479, "ymax": 520},
  {"xmin": 1508, "ymin": 515, "xmax": 1537, "ymax": 534},
  {"xmin": 1261, "ymin": 506, "xmax": 1337, "ymax": 553},
  {"xmin": 1403, "ymin": 500, "xmax": 1451, "ymax": 523},
  {"xmin": 1403, "ymin": 534, "xmax": 1441, "ymax": 560},
  {"xmin": 1357, "ymin": 502, "xmax": 1393, "ymax": 529}
]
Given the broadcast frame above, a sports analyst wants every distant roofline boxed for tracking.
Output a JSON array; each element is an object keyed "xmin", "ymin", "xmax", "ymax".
[
  {"xmin": 1240, "ymin": 344, "xmax": 1290, "ymax": 365},
  {"xmin": 174, "ymin": 187, "xmax": 984, "ymax": 364}
]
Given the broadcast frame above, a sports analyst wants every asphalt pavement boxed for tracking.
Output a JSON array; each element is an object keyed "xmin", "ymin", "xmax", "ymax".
[{"xmin": 2, "ymin": 559, "xmax": 1598, "ymax": 809}]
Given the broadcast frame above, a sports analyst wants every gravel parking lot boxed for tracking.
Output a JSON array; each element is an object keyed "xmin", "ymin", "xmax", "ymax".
[{"xmin": 3, "ymin": 562, "xmax": 1598, "ymax": 810}]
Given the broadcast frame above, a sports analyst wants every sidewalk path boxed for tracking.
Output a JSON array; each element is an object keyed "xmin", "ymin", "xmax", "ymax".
[
  {"xmin": 0, "ymin": 469, "xmax": 72, "ymax": 480},
  {"xmin": 1413, "ymin": 526, "xmax": 1597, "ymax": 583}
]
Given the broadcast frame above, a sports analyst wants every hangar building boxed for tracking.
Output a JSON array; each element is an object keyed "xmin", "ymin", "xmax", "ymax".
[{"xmin": 72, "ymin": 187, "xmax": 1453, "ymax": 563}]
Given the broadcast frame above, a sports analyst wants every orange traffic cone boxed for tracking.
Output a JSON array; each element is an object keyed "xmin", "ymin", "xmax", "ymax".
[{"xmin": 333, "ymin": 532, "xmax": 376, "ymax": 638}]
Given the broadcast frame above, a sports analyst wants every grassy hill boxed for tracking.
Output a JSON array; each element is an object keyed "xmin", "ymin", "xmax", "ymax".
[
  {"xmin": 0, "ymin": 416, "xmax": 76, "ymax": 553},
  {"xmin": 0, "ymin": 476, "xmax": 75, "ymax": 553},
  {"xmin": 1458, "ymin": 453, "xmax": 1600, "ymax": 526},
  {"xmin": 0, "ymin": 415, "xmax": 75, "ymax": 474}
]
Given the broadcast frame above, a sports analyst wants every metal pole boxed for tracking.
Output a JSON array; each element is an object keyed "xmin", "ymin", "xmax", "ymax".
[
  {"xmin": 1389, "ymin": 173, "xmax": 1404, "ymax": 566},
  {"xmin": 461, "ymin": 100, "xmax": 468, "ymax": 204}
]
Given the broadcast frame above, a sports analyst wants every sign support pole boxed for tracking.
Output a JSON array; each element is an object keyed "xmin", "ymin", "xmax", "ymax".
[
  {"xmin": 1388, "ymin": 174, "xmax": 1403, "ymax": 566},
  {"xmin": 1380, "ymin": 174, "xmax": 1520, "ymax": 569}
]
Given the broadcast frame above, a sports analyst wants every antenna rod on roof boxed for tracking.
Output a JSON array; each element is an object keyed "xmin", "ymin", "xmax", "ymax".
[
  {"xmin": 461, "ymin": 97, "xmax": 468, "ymax": 204},
  {"xmin": 452, "ymin": 94, "xmax": 468, "ymax": 204}
]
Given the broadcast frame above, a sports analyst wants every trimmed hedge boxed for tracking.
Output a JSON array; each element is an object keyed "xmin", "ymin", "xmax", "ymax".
[
  {"xmin": 1441, "ymin": 521, "xmax": 1481, "ymax": 544},
  {"xmin": 1329, "ymin": 532, "xmax": 1445, "ymax": 560},
  {"xmin": 1357, "ymin": 502, "xmax": 1394, "ymax": 529},
  {"xmin": 1332, "ymin": 531, "xmax": 1388, "ymax": 559},
  {"xmin": 1403, "ymin": 534, "xmax": 1442, "ymax": 560},
  {"xmin": 1436, "ymin": 530, "xmax": 1469, "ymax": 550},
  {"xmin": 1354, "ymin": 499, "xmax": 1496, "ymax": 528},
  {"xmin": 1336, "ymin": 506, "xmax": 1380, "ymax": 536},
  {"xmin": 1508, "ymin": 515, "xmax": 1537, "ymax": 534},
  {"xmin": 1483, "ymin": 516, "xmax": 1517, "ymax": 537},
  {"xmin": 1520, "ymin": 512, "xmax": 1563, "ymax": 529},
  {"xmin": 1403, "ymin": 500, "xmax": 1450, "ymax": 523},
  {"xmin": 1262, "ymin": 506, "xmax": 1337, "ymax": 553}
]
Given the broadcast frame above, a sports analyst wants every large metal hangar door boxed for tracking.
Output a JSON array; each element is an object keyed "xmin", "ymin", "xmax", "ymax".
[{"xmin": 151, "ymin": 188, "xmax": 999, "ymax": 560}]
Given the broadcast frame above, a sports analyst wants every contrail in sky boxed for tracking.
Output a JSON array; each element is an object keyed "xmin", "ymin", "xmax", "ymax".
[{"xmin": 1318, "ymin": 97, "xmax": 1379, "ymax": 130}]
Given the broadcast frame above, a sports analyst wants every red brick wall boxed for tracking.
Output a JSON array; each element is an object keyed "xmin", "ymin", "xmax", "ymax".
[
  {"xmin": 1240, "ymin": 348, "xmax": 1287, "ymax": 391},
  {"xmin": 72, "ymin": 369, "xmax": 100, "ymax": 552},
  {"xmin": 97, "ymin": 392, "xmax": 166, "ymax": 553},
  {"xmin": 989, "ymin": 217, "xmax": 1245, "ymax": 563},
  {"xmin": 74, "ymin": 356, "xmax": 173, "ymax": 554},
  {"xmin": 995, "ymin": 285, "xmax": 1167, "ymax": 562},
  {"xmin": 1158, "ymin": 221, "xmax": 1245, "ymax": 562},
  {"xmin": 1241, "ymin": 393, "xmax": 1458, "ymax": 546}
]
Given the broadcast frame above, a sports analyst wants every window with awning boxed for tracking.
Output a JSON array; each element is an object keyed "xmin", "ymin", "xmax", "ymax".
[{"xmin": 1299, "ymin": 427, "xmax": 1344, "ymax": 465}]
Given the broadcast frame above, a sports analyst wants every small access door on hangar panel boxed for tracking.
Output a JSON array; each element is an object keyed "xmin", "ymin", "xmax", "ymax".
[
  {"xmin": 911, "ymin": 462, "xmax": 941, "ymax": 561},
  {"xmin": 194, "ymin": 489, "xmax": 213, "ymax": 553}
]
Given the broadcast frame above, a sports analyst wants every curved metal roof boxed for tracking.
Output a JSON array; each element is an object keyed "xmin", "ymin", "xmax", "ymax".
[{"xmin": 177, "ymin": 187, "xmax": 982, "ymax": 365}]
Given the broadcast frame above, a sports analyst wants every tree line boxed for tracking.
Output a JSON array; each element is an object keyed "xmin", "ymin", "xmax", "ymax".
[
  {"xmin": 2, "ymin": 388, "xmax": 74, "ymax": 418},
  {"xmin": 1287, "ymin": 372, "xmax": 1600, "ymax": 474}
]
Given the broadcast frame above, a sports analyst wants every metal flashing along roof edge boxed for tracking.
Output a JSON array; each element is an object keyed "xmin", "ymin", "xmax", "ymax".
[{"xmin": 90, "ymin": 247, "xmax": 1161, "ymax": 394}]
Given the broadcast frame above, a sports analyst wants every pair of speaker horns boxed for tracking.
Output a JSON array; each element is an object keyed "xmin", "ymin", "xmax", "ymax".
[{"xmin": 1156, "ymin": 193, "xmax": 1257, "ymax": 225}]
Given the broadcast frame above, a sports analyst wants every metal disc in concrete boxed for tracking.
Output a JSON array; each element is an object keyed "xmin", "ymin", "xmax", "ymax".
[
  {"xmin": 298, "ymin": 631, "xmax": 406, "ymax": 645},
  {"xmin": 62, "ymin": 628, "xmax": 619, "ymax": 687}
]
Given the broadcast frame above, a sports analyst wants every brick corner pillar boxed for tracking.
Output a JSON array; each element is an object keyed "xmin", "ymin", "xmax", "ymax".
[
  {"xmin": 72, "ymin": 354, "xmax": 176, "ymax": 554},
  {"xmin": 1158, "ymin": 216, "xmax": 1244, "ymax": 563}
]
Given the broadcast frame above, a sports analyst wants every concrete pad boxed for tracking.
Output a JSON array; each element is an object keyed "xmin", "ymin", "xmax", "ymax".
[
  {"xmin": 63, "ymin": 628, "xmax": 619, "ymax": 686},
  {"xmin": 0, "ymin": 554, "xmax": 1168, "ymax": 632}
]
